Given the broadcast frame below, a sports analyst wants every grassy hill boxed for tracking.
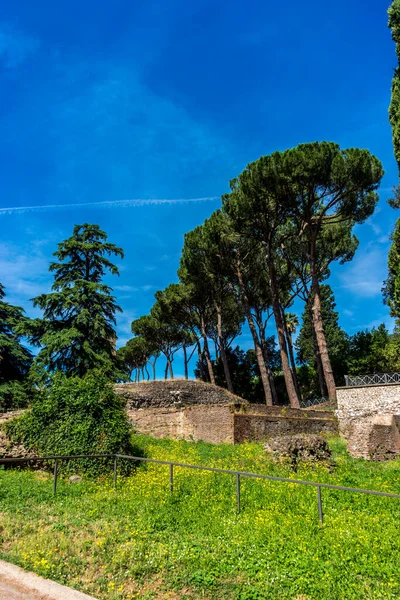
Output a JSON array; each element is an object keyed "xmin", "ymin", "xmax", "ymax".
[{"xmin": 0, "ymin": 435, "xmax": 399, "ymax": 599}]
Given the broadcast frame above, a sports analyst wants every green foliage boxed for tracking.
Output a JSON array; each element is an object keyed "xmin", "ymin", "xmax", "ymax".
[
  {"xmin": 24, "ymin": 224, "xmax": 123, "ymax": 379},
  {"xmin": 384, "ymin": 329, "xmax": 400, "ymax": 371},
  {"xmin": 389, "ymin": 0, "xmax": 400, "ymax": 176},
  {"xmin": 195, "ymin": 344, "xmax": 281, "ymax": 402},
  {"xmin": 0, "ymin": 436, "xmax": 399, "ymax": 599},
  {"xmin": 4, "ymin": 372, "xmax": 134, "ymax": 474},
  {"xmin": 346, "ymin": 324, "xmax": 391, "ymax": 375},
  {"xmin": 383, "ymin": 216, "xmax": 400, "ymax": 323},
  {"xmin": 132, "ymin": 305, "xmax": 185, "ymax": 378},
  {"xmin": 117, "ymin": 336, "xmax": 156, "ymax": 380},
  {"xmin": 0, "ymin": 283, "xmax": 33, "ymax": 410}
]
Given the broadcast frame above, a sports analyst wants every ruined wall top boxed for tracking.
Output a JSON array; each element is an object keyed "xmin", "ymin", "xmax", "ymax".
[{"xmin": 114, "ymin": 379, "xmax": 246, "ymax": 410}]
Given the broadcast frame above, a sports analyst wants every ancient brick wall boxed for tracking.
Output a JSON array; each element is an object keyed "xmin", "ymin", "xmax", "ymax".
[
  {"xmin": 128, "ymin": 404, "xmax": 234, "ymax": 443},
  {"xmin": 336, "ymin": 384, "xmax": 400, "ymax": 459},
  {"xmin": 233, "ymin": 408, "xmax": 337, "ymax": 443},
  {"xmin": 127, "ymin": 401, "xmax": 337, "ymax": 444}
]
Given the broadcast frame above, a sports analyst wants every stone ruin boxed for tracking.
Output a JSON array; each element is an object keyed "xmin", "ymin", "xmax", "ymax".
[
  {"xmin": 114, "ymin": 380, "xmax": 338, "ymax": 444},
  {"xmin": 336, "ymin": 382, "xmax": 400, "ymax": 460}
]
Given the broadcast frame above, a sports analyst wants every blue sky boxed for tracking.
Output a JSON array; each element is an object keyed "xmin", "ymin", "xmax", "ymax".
[{"xmin": 0, "ymin": 0, "xmax": 398, "ymax": 376}]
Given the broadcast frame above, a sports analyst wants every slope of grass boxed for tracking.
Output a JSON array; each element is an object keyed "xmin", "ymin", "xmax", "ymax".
[{"xmin": 0, "ymin": 435, "xmax": 399, "ymax": 599}]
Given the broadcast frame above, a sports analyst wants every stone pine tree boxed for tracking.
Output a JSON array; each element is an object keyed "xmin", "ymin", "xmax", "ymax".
[
  {"xmin": 178, "ymin": 227, "xmax": 218, "ymax": 386},
  {"xmin": 227, "ymin": 142, "xmax": 383, "ymax": 401},
  {"xmin": 26, "ymin": 223, "xmax": 123, "ymax": 378},
  {"xmin": 224, "ymin": 168, "xmax": 302, "ymax": 408},
  {"xmin": 132, "ymin": 304, "xmax": 186, "ymax": 381},
  {"xmin": 389, "ymin": 0, "xmax": 400, "ymax": 186},
  {"xmin": 0, "ymin": 284, "xmax": 32, "ymax": 408}
]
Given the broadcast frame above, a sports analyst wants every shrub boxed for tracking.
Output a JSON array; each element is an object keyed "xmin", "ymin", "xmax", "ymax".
[
  {"xmin": 4, "ymin": 371, "xmax": 136, "ymax": 474},
  {"xmin": 0, "ymin": 380, "xmax": 32, "ymax": 412}
]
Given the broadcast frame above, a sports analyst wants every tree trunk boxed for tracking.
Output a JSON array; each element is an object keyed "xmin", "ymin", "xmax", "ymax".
[
  {"xmin": 164, "ymin": 361, "xmax": 168, "ymax": 380},
  {"xmin": 281, "ymin": 308, "xmax": 301, "ymax": 401},
  {"xmin": 183, "ymin": 345, "xmax": 188, "ymax": 380},
  {"xmin": 145, "ymin": 365, "xmax": 150, "ymax": 381},
  {"xmin": 196, "ymin": 339, "xmax": 205, "ymax": 380},
  {"xmin": 215, "ymin": 302, "xmax": 234, "ymax": 393},
  {"xmin": 260, "ymin": 337, "xmax": 278, "ymax": 405},
  {"xmin": 236, "ymin": 261, "xmax": 273, "ymax": 405},
  {"xmin": 315, "ymin": 339, "xmax": 326, "ymax": 397},
  {"xmin": 269, "ymin": 260, "xmax": 300, "ymax": 408},
  {"xmin": 254, "ymin": 308, "xmax": 278, "ymax": 405},
  {"xmin": 310, "ymin": 236, "xmax": 337, "ymax": 401},
  {"xmin": 308, "ymin": 303, "xmax": 326, "ymax": 397},
  {"xmin": 200, "ymin": 316, "xmax": 215, "ymax": 385},
  {"xmin": 149, "ymin": 358, "xmax": 157, "ymax": 381},
  {"xmin": 168, "ymin": 357, "xmax": 174, "ymax": 380}
]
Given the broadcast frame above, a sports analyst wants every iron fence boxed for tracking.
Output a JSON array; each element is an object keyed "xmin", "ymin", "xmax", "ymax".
[
  {"xmin": 344, "ymin": 373, "xmax": 400, "ymax": 386},
  {"xmin": 299, "ymin": 397, "xmax": 330, "ymax": 409},
  {"xmin": 1, "ymin": 453, "xmax": 400, "ymax": 525}
]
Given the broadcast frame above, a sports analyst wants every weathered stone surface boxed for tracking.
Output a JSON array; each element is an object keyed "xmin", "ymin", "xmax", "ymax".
[
  {"xmin": 336, "ymin": 384, "xmax": 400, "ymax": 460},
  {"xmin": 69, "ymin": 475, "xmax": 83, "ymax": 483},
  {"xmin": 264, "ymin": 434, "xmax": 332, "ymax": 466},
  {"xmin": 233, "ymin": 406, "xmax": 338, "ymax": 443},
  {"xmin": 115, "ymin": 380, "xmax": 244, "ymax": 409},
  {"xmin": 129, "ymin": 403, "xmax": 235, "ymax": 444}
]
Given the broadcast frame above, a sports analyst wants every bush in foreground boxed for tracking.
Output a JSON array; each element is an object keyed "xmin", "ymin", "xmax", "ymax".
[{"xmin": 4, "ymin": 371, "xmax": 135, "ymax": 474}]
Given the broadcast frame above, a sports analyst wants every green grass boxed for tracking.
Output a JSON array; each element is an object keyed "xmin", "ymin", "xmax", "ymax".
[{"xmin": 0, "ymin": 435, "xmax": 400, "ymax": 599}]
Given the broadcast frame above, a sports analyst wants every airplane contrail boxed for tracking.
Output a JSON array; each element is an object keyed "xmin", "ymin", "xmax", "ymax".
[{"xmin": 0, "ymin": 196, "xmax": 220, "ymax": 215}]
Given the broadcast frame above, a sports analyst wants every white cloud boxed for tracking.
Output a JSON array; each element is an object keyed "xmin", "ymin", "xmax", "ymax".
[
  {"xmin": 114, "ymin": 284, "xmax": 155, "ymax": 293},
  {"xmin": 0, "ymin": 242, "xmax": 51, "ymax": 312},
  {"xmin": 338, "ymin": 246, "xmax": 387, "ymax": 298},
  {"xmin": 358, "ymin": 315, "xmax": 396, "ymax": 334},
  {"xmin": 343, "ymin": 309, "xmax": 354, "ymax": 317},
  {"xmin": 0, "ymin": 197, "xmax": 219, "ymax": 216},
  {"xmin": 113, "ymin": 285, "xmax": 137, "ymax": 292},
  {"xmin": 116, "ymin": 309, "xmax": 138, "ymax": 347}
]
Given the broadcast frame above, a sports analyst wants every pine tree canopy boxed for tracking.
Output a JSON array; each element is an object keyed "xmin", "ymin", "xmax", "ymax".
[{"xmin": 25, "ymin": 224, "xmax": 123, "ymax": 378}]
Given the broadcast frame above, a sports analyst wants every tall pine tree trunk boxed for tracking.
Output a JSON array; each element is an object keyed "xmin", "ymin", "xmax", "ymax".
[
  {"xmin": 215, "ymin": 302, "xmax": 234, "ymax": 393},
  {"xmin": 310, "ymin": 236, "xmax": 336, "ymax": 401},
  {"xmin": 196, "ymin": 339, "xmax": 205, "ymax": 380},
  {"xmin": 168, "ymin": 357, "xmax": 174, "ymax": 380},
  {"xmin": 236, "ymin": 261, "xmax": 273, "ymax": 405},
  {"xmin": 149, "ymin": 358, "xmax": 157, "ymax": 380},
  {"xmin": 200, "ymin": 316, "xmax": 215, "ymax": 384},
  {"xmin": 307, "ymin": 302, "xmax": 326, "ymax": 397},
  {"xmin": 254, "ymin": 309, "xmax": 278, "ymax": 405},
  {"xmin": 268, "ymin": 260, "xmax": 300, "ymax": 408},
  {"xmin": 183, "ymin": 345, "xmax": 189, "ymax": 380},
  {"xmin": 259, "ymin": 336, "xmax": 278, "ymax": 405},
  {"xmin": 281, "ymin": 308, "xmax": 301, "ymax": 400}
]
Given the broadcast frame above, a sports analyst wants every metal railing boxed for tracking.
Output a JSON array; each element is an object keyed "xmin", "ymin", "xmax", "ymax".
[
  {"xmin": 1, "ymin": 453, "xmax": 400, "ymax": 525},
  {"xmin": 345, "ymin": 373, "xmax": 400, "ymax": 387},
  {"xmin": 299, "ymin": 397, "xmax": 330, "ymax": 409}
]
